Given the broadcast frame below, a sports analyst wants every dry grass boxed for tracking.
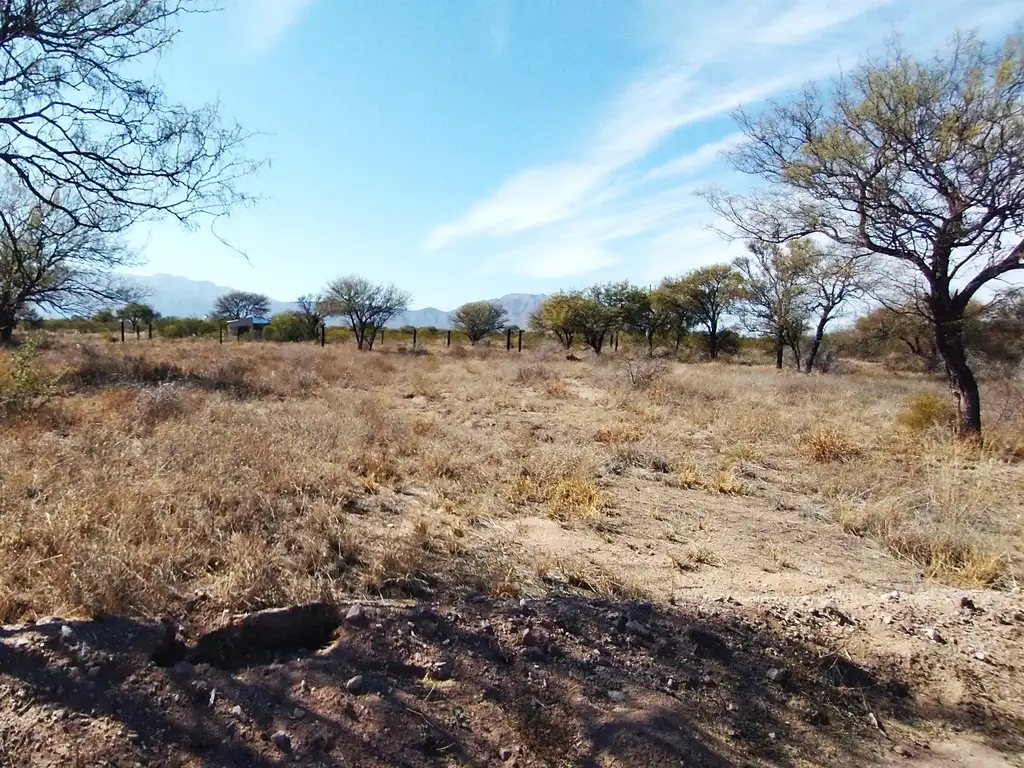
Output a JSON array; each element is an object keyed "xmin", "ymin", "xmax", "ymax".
[{"xmin": 0, "ymin": 336, "xmax": 1021, "ymax": 624}]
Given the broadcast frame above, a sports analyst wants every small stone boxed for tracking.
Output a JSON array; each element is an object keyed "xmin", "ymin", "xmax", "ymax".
[
  {"xmin": 766, "ymin": 667, "xmax": 789, "ymax": 685},
  {"xmin": 499, "ymin": 747, "xmax": 514, "ymax": 761},
  {"xmin": 172, "ymin": 661, "xmax": 194, "ymax": 676},
  {"xmin": 519, "ymin": 598, "xmax": 530, "ymax": 611},
  {"xmin": 59, "ymin": 625, "xmax": 75, "ymax": 641},
  {"xmin": 665, "ymin": 677, "xmax": 678, "ymax": 691},
  {"xmin": 271, "ymin": 730, "xmax": 292, "ymax": 752},
  {"xmin": 231, "ymin": 705, "xmax": 243, "ymax": 718},
  {"xmin": 973, "ymin": 651, "xmax": 988, "ymax": 662},
  {"xmin": 893, "ymin": 744, "xmax": 914, "ymax": 758},
  {"xmin": 292, "ymin": 707, "xmax": 306, "ymax": 719},
  {"xmin": 87, "ymin": 666, "xmax": 101, "ymax": 678},
  {"xmin": 886, "ymin": 591, "xmax": 901, "ymax": 602},
  {"xmin": 521, "ymin": 628, "xmax": 538, "ymax": 647},
  {"xmin": 346, "ymin": 675, "xmax": 364, "ymax": 694},
  {"xmin": 608, "ymin": 690, "xmax": 627, "ymax": 703},
  {"xmin": 923, "ymin": 628, "xmax": 946, "ymax": 644},
  {"xmin": 768, "ymin": 731, "xmax": 777, "ymax": 740},
  {"xmin": 881, "ymin": 616, "xmax": 894, "ymax": 625},
  {"xmin": 345, "ymin": 604, "xmax": 367, "ymax": 626},
  {"xmin": 624, "ymin": 620, "xmax": 651, "ymax": 638},
  {"xmin": 431, "ymin": 661, "xmax": 452, "ymax": 681},
  {"xmin": 960, "ymin": 596, "xmax": 977, "ymax": 611}
]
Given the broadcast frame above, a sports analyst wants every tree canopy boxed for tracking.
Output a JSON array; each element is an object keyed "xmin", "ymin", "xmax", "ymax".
[
  {"xmin": 212, "ymin": 291, "xmax": 271, "ymax": 321},
  {"xmin": 705, "ymin": 31, "xmax": 1024, "ymax": 434},
  {"xmin": 322, "ymin": 276, "xmax": 410, "ymax": 351},
  {"xmin": 451, "ymin": 300, "xmax": 508, "ymax": 345}
]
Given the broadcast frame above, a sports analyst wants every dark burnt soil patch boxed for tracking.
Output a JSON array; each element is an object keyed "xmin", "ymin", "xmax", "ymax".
[{"xmin": 0, "ymin": 597, "xmax": 1016, "ymax": 767}]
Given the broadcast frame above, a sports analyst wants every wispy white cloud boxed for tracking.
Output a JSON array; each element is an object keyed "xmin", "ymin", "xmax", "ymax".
[
  {"xmin": 241, "ymin": 0, "xmax": 319, "ymax": 52},
  {"xmin": 646, "ymin": 133, "xmax": 747, "ymax": 180},
  {"xmin": 425, "ymin": 0, "xmax": 1016, "ymax": 281}
]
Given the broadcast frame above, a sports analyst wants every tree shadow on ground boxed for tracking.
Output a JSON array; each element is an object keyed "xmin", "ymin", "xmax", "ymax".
[{"xmin": 0, "ymin": 597, "xmax": 1020, "ymax": 767}]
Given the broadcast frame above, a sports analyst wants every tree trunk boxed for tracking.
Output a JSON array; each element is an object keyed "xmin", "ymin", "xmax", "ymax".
[
  {"xmin": 708, "ymin": 319, "xmax": 719, "ymax": 360},
  {"xmin": 0, "ymin": 308, "xmax": 14, "ymax": 344},
  {"xmin": 804, "ymin": 314, "xmax": 829, "ymax": 374},
  {"xmin": 774, "ymin": 332, "xmax": 784, "ymax": 369},
  {"xmin": 789, "ymin": 341, "xmax": 801, "ymax": 370},
  {"xmin": 934, "ymin": 311, "xmax": 982, "ymax": 436}
]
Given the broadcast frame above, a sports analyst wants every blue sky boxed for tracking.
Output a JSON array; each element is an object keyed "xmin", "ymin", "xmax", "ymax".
[{"xmin": 129, "ymin": 0, "xmax": 1022, "ymax": 310}]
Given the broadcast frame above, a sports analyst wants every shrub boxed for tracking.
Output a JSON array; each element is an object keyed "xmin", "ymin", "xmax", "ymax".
[
  {"xmin": 0, "ymin": 337, "xmax": 62, "ymax": 418},
  {"xmin": 265, "ymin": 311, "xmax": 311, "ymax": 342},
  {"xmin": 804, "ymin": 428, "xmax": 860, "ymax": 463},
  {"xmin": 897, "ymin": 393, "xmax": 957, "ymax": 432}
]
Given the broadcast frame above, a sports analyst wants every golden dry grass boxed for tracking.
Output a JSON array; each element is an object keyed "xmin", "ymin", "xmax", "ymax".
[{"xmin": 0, "ymin": 336, "xmax": 1021, "ymax": 622}]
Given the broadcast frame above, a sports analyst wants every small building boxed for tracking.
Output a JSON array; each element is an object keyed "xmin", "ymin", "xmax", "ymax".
[{"xmin": 226, "ymin": 316, "xmax": 271, "ymax": 340}]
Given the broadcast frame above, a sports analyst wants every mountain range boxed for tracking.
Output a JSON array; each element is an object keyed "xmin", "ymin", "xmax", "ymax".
[{"xmin": 129, "ymin": 274, "xmax": 547, "ymax": 329}]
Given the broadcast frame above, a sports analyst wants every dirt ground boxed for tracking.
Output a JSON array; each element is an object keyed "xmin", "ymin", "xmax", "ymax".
[{"xmin": 1, "ymin": 339, "xmax": 1022, "ymax": 765}]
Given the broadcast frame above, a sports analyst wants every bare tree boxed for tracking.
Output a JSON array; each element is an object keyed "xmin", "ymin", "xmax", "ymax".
[
  {"xmin": 704, "ymin": 32, "xmax": 1024, "ymax": 435},
  {"xmin": 212, "ymin": 291, "xmax": 270, "ymax": 320},
  {"xmin": 322, "ymin": 276, "xmax": 410, "ymax": 351},
  {"xmin": 803, "ymin": 248, "xmax": 870, "ymax": 373},
  {"xmin": 0, "ymin": 181, "xmax": 140, "ymax": 343},
  {"xmin": 0, "ymin": 1, "xmax": 255, "ymax": 233},
  {"xmin": 451, "ymin": 300, "xmax": 507, "ymax": 345}
]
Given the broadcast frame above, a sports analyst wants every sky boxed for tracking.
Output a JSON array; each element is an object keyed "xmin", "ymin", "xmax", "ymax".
[{"xmin": 129, "ymin": 0, "xmax": 1023, "ymax": 310}]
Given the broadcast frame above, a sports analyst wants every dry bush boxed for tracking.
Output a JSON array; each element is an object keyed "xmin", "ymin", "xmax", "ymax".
[
  {"xmin": 622, "ymin": 356, "xmax": 670, "ymax": 391},
  {"xmin": 515, "ymin": 363, "xmax": 557, "ymax": 386},
  {"xmin": 804, "ymin": 428, "xmax": 861, "ymax": 463},
  {"xmin": 593, "ymin": 422, "xmax": 647, "ymax": 443},
  {"xmin": 671, "ymin": 544, "xmax": 721, "ymax": 571},
  {"xmin": 897, "ymin": 393, "xmax": 957, "ymax": 432}
]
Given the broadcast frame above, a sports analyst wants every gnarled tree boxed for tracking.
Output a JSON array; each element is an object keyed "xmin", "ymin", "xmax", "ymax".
[
  {"xmin": 322, "ymin": 276, "xmax": 410, "ymax": 351},
  {"xmin": 0, "ymin": 1, "xmax": 254, "ymax": 233},
  {"xmin": 0, "ymin": 182, "xmax": 140, "ymax": 342},
  {"xmin": 705, "ymin": 32, "xmax": 1024, "ymax": 435}
]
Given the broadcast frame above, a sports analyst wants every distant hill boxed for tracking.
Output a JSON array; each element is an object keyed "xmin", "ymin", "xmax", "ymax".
[{"xmin": 126, "ymin": 274, "xmax": 546, "ymax": 328}]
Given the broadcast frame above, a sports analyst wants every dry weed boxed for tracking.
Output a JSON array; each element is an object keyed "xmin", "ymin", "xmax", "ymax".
[{"xmin": 804, "ymin": 428, "xmax": 861, "ymax": 463}]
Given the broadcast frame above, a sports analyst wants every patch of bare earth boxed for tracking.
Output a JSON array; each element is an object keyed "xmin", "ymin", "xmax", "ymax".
[{"xmin": 1, "ymin": 338, "xmax": 1022, "ymax": 766}]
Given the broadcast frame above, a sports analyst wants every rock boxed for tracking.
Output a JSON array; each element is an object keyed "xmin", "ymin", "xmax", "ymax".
[
  {"xmin": 518, "ymin": 598, "xmax": 530, "ymax": 612},
  {"xmin": 923, "ymin": 628, "xmax": 946, "ymax": 644},
  {"xmin": 521, "ymin": 628, "xmax": 538, "ymax": 647},
  {"xmin": 431, "ymin": 661, "xmax": 452, "ymax": 681},
  {"xmin": 346, "ymin": 675, "xmax": 364, "ymax": 694},
  {"xmin": 886, "ymin": 591, "xmax": 901, "ymax": 602},
  {"xmin": 271, "ymin": 731, "xmax": 292, "ymax": 753},
  {"xmin": 499, "ymin": 747, "xmax": 514, "ymax": 761},
  {"xmin": 190, "ymin": 602, "xmax": 340, "ymax": 666},
  {"xmin": 960, "ymin": 596, "xmax": 977, "ymax": 611},
  {"xmin": 345, "ymin": 604, "xmax": 368, "ymax": 626},
  {"xmin": 973, "ymin": 651, "xmax": 988, "ymax": 662},
  {"xmin": 208, "ymin": 689, "xmax": 217, "ymax": 707},
  {"xmin": 893, "ymin": 744, "xmax": 914, "ymax": 758},
  {"xmin": 172, "ymin": 661, "xmax": 194, "ymax": 676},
  {"xmin": 87, "ymin": 665, "xmax": 101, "ymax": 678},
  {"xmin": 608, "ymin": 690, "xmax": 627, "ymax": 703},
  {"xmin": 292, "ymin": 707, "xmax": 306, "ymax": 719},
  {"xmin": 665, "ymin": 677, "xmax": 678, "ymax": 691},
  {"xmin": 59, "ymin": 625, "xmax": 75, "ymax": 641},
  {"xmin": 766, "ymin": 667, "xmax": 789, "ymax": 685},
  {"xmin": 231, "ymin": 705, "xmax": 243, "ymax": 718},
  {"xmin": 624, "ymin": 620, "xmax": 652, "ymax": 638}
]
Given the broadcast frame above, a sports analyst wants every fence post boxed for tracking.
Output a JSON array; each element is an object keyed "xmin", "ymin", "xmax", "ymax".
[
  {"xmin": 447, "ymin": 330, "xmax": 451, "ymax": 347},
  {"xmin": 380, "ymin": 328, "xmax": 385, "ymax": 346},
  {"xmin": 219, "ymin": 326, "xmax": 223, "ymax": 344},
  {"xmin": 120, "ymin": 320, "xmax": 125, "ymax": 343},
  {"xmin": 136, "ymin": 323, "xmax": 140, "ymax": 340},
  {"xmin": 321, "ymin": 323, "xmax": 326, "ymax": 347},
  {"xmin": 412, "ymin": 328, "xmax": 417, "ymax": 349},
  {"xmin": 148, "ymin": 322, "xmax": 152, "ymax": 339},
  {"xmin": 518, "ymin": 329, "xmax": 523, "ymax": 352},
  {"xmin": 506, "ymin": 328, "xmax": 512, "ymax": 351}
]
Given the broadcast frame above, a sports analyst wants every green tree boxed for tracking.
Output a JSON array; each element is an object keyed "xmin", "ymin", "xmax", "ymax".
[
  {"xmin": 734, "ymin": 240, "xmax": 815, "ymax": 369},
  {"xmin": 265, "ymin": 311, "xmax": 309, "ymax": 342},
  {"xmin": 451, "ymin": 300, "xmax": 507, "ymax": 345},
  {"xmin": 212, "ymin": 291, "xmax": 271, "ymax": 321},
  {"xmin": 678, "ymin": 265, "xmax": 744, "ymax": 360},
  {"xmin": 705, "ymin": 32, "xmax": 1024, "ymax": 435},
  {"xmin": 652, "ymin": 279, "xmax": 697, "ymax": 351},
  {"xmin": 602, "ymin": 282, "xmax": 665, "ymax": 355},
  {"xmin": 294, "ymin": 294, "xmax": 326, "ymax": 340},
  {"xmin": 529, "ymin": 292, "xmax": 586, "ymax": 349},
  {"xmin": 117, "ymin": 301, "xmax": 158, "ymax": 331}
]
